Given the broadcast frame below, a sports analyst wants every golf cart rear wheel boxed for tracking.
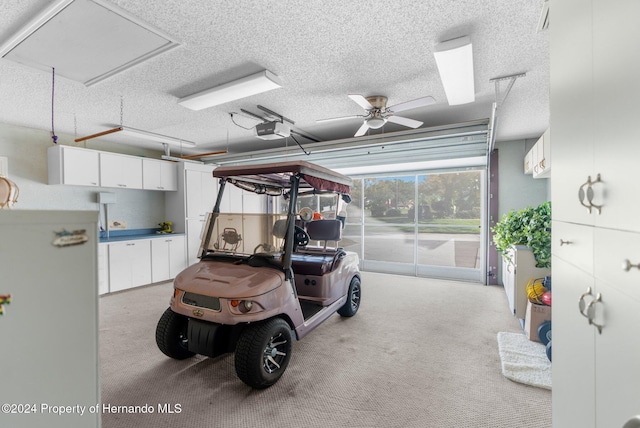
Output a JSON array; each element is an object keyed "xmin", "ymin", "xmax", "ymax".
[
  {"xmin": 156, "ymin": 308, "xmax": 195, "ymax": 360},
  {"xmin": 338, "ymin": 276, "xmax": 361, "ymax": 317},
  {"xmin": 235, "ymin": 318, "xmax": 292, "ymax": 389}
]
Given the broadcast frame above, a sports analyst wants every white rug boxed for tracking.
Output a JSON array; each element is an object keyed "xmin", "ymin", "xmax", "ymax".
[{"xmin": 497, "ymin": 332, "xmax": 552, "ymax": 390}]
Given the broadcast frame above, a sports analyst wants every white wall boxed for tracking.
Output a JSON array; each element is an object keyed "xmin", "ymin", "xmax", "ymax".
[
  {"xmin": 0, "ymin": 122, "xmax": 167, "ymax": 229},
  {"xmin": 496, "ymin": 138, "xmax": 549, "ymax": 216}
]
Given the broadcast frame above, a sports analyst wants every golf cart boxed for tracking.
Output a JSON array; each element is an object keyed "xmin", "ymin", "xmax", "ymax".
[{"xmin": 156, "ymin": 161, "xmax": 361, "ymax": 389}]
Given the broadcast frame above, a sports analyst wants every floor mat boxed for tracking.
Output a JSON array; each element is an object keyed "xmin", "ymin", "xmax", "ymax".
[{"xmin": 497, "ymin": 332, "xmax": 551, "ymax": 390}]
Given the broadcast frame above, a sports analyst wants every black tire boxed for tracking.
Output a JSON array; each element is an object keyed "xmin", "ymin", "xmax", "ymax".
[
  {"xmin": 156, "ymin": 308, "xmax": 195, "ymax": 360},
  {"xmin": 537, "ymin": 320, "xmax": 552, "ymax": 346},
  {"xmin": 546, "ymin": 341, "xmax": 552, "ymax": 362},
  {"xmin": 234, "ymin": 318, "xmax": 292, "ymax": 389},
  {"xmin": 338, "ymin": 276, "xmax": 361, "ymax": 317}
]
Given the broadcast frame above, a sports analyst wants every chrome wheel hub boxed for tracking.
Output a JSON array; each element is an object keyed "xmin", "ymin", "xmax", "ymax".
[{"xmin": 263, "ymin": 333, "xmax": 288, "ymax": 374}]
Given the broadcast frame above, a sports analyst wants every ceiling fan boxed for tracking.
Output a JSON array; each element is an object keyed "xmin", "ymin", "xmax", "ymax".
[{"xmin": 317, "ymin": 94, "xmax": 436, "ymax": 137}]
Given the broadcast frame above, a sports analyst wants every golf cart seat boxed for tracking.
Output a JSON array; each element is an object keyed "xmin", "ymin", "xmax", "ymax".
[{"xmin": 290, "ymin": 220, "xmax": 345, "ymax": 276}]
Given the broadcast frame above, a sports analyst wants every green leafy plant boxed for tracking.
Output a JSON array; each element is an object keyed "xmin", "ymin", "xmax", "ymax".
[{"xmin": 491, "ymin": 201, "xmax": 551, "ymax": 268}]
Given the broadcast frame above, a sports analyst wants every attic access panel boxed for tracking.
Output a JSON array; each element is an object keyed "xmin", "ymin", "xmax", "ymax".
[{"xmin": 0, "ymin": 0, "xmax": 179, "ymax": 86}]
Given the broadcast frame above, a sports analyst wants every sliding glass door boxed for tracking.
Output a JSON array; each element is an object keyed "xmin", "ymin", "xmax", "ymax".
[{"xmin": 345, "ymin": 169, "xmax": 485, "ymax": 282}]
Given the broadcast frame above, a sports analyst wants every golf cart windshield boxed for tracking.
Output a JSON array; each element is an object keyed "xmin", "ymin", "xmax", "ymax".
[{"xmin": 196, "ymin": 161, "xmax": 352, "ymax": 263}]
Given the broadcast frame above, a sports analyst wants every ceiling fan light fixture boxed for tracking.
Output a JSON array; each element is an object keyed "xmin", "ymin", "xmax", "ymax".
[
  {"xmin": 178, "ymin": 70, "xmax": 282, "ymax": 111},
  {"xmin": 366, "ymin": 116, "xmax": 387, "ymax": 129},
  {"xmin": 434, "ymin": 36, "xmax": 475, "ymax": 106}
]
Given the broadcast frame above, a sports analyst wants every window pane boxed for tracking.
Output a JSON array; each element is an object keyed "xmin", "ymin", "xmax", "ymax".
[
  {"xmin": 341, "ymin": 224, "xmax": 362, "ymax": 258},
  {"xmin": 346, "ymin": 178, "xmax": 362, "ymax": 223},
  {"xmin": 363, "ymin": 176, "xmax": 415, "ymax": 220},
  {"xmin": 363, "ymin": 225, "xmax": 415, "ymax": 264},
  {"xmin": 416, "ymin": 171, "xmax": 481, "ymax": 268}
]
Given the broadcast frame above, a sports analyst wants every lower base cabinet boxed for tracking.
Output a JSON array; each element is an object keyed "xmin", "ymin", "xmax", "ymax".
[
  {"xmin": 553, "ymin": 226, "xmax": 640, "ymax": 427},
  {"xmin": 502, "ymin": 246, "xmax": 550, "ymax": 319},
  {"xmin": 107, "ymin": 240, "xmax": 152, "ymax": 293},
  {"xmin": 151, "ymin": 236, "xmax": 186, "ymax": 283},
  {"xmin": 102, "ymin": 235, "xmax": 187, "ymax": 294}
]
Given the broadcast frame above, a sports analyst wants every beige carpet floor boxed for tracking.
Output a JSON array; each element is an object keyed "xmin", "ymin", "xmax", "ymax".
[{"xmin": 99, "ymin": 272, "xmax": 551, "ymax": 428}]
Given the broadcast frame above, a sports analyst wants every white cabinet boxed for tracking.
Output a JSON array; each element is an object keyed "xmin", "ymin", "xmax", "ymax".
[
  {"xmin": 165, "ymin": 163, "xmax": 216, "ymax": 266},
  {"xmin": 524, "ymin": 149, "xmax": 534, "ymax": 175},
  {"xmin": 107, "ymin": 240, "xmax": 151, "ymax": 292},
  {"xmin": 98, "ymin": 242, "xmax": 109, "ymax": 295},
  {"xmin": 551, "ymin": 257, "xmax": 596, "ymax": 428},
  {"xmin": 186, "ymin": 217, "xmax": 206, "ymax": 266},
  {"xmin": 47, "ymin": 145, "xmax": 100, "ymax": 186},
  {"xmin": 151, "ymin": 235, "xmax": 186, "ymax": 283},
  {"xmin": 185, "ymin": 168, "xmax": 218, "ymax": 217},
  {"xmin": 502, "ymin": 246, "xmax": 550, "ymax": 319},
  {"xmin": 553, "ymin": 227, "xmax": 640, "ymax": 428},
  {"xmin": 48, "ymin": 145, "xmax": 178, "ymax": 191},
  {"xmin": 142, "ymin": 158, "xmax": 178, "ymax": 191},
  {"xmin": 551, "ymin": 1, "xmax": 640, "ymax": 426},
  {"xmin": 524, "ymin": 128, "xmax": 550, "ymax": 179},
  {"xmin": 100, "ymin": 152, "xmax": 143, "ymax": 189}
]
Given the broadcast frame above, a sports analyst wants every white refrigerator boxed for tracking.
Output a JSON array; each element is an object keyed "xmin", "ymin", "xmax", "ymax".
[{"xmin": 0, "ymin": 210, "xmax": 100, "ymax": 428}]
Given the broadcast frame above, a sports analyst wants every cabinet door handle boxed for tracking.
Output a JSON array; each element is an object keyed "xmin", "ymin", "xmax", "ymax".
[
  {"xmin": 578, "ymin": 174, "xmax": 603, "ymax": 214},
  {"xmin": 559, "ymin": 239, "xmax": 572, "ymax": 246},
  {"xmin": 578, "ymin": 287, "xmax": 593, "ymax": 319},
  {"xmin": 622, "ymin": 259, "xmax": 640, "ymax": 272},
  {"xmin": 586, "ymin": 293, "xmax": 604, "ymax": 334}
]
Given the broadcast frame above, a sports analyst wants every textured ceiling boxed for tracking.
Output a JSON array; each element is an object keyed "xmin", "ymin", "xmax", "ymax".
[{"xmin": 0, "ymin": 0, "xmax": 549, "ymax": 156}]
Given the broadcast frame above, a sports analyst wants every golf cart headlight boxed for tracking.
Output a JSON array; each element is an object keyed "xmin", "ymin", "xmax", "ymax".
[{"xmin": 230, "ymin": 299, "xmax": 254, "ymax": 313}]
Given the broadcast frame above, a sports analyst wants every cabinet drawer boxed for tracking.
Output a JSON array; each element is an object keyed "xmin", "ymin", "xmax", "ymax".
[
  {"xmin": 594, "ymin": 228, "xmax": 640, "ymax": 301},
  {"xmin": 552, "ymin": 220, "xmax": 594, "ymax": 275}
]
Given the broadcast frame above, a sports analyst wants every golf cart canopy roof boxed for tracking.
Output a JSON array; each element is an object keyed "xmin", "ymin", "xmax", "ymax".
[{"xmin": 212, "ymin": 161, "xmax": 352, "ymax": 195}]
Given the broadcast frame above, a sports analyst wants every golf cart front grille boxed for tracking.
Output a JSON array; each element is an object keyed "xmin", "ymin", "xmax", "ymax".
[{"xmin": 181, "ymin": 292, "xmax": 221, "ymax": 312}]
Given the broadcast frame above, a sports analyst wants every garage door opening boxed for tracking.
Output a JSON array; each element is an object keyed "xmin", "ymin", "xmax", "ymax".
[{"xmin": 342, "ymin": 169, "xmax": 485, "ymax": 282}]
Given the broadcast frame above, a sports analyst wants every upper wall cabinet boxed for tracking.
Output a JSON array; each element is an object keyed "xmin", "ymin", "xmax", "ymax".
[
  {"xmin": 48, "ymin": 145, "xmax": 177, "ymax": 191},
  {"xmin": 48, "ymin": 145, "xmax": 100, "ymax": 187},
  {"xmin": 525, "ymin": 128, "xmax": 551, "ymax": 178},
  {"xmin": 142, "ymin": 158, "xmax": 178, "ymax": 191},
  {"xmin": 100, "ymin": 152, "xmax": 143, "ymax": 189}
]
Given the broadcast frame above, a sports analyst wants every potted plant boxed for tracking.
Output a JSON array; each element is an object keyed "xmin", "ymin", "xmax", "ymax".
[{"xmin": 492, "ymin": 201, "xmax": 551, "ymax": 268}]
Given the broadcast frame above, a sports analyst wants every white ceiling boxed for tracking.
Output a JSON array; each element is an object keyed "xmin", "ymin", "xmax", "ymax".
[{"xmin": 0, "ymin": 0, "xmax": 549, "ymax": 157}]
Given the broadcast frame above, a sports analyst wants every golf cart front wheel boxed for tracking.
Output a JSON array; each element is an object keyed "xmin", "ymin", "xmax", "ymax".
[
  {"xmin": 235, "ymin": 318, "xmax": 293, "ymax": 389},
  {"xmin": 156, "ymin": 307, "xmax": 195, "ymax": 360}
]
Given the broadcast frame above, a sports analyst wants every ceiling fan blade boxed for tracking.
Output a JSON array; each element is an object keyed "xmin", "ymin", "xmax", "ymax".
[
  {"xmin": 388, "ymin": 96, "xmax": 436, "ymax": 113},
  {"xmin": 316, "ymin": 115, "xmax": 363, "ymax": 123},
  {"xmin": 387, "ymin": 115, "xmax": 423, "ymax": 129},
  {"xmin": 354, "ymin": 122, "xmax": 370, "ymax": 137},
  {"xmin": 348, "ymin": 94, "xmax": 374, "ymax": 110}
]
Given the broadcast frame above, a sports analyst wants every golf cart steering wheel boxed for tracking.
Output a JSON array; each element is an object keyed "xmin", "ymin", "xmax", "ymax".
[{"xmin": 293, "ymin": 225, "xmax": 309, "ymax": 251}]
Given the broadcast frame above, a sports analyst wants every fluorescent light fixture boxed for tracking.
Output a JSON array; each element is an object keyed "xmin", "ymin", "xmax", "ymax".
[
  {"xmin": 178, "ymin": 70, "xmax": 282, "ymax": 110},
  {"xmin": 433, "ymin": 36, "xmax": 475, "ymax": 106},
  {"xmin": 75, "ymin": 126, "xmax": 196, "ymax": 147}
]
